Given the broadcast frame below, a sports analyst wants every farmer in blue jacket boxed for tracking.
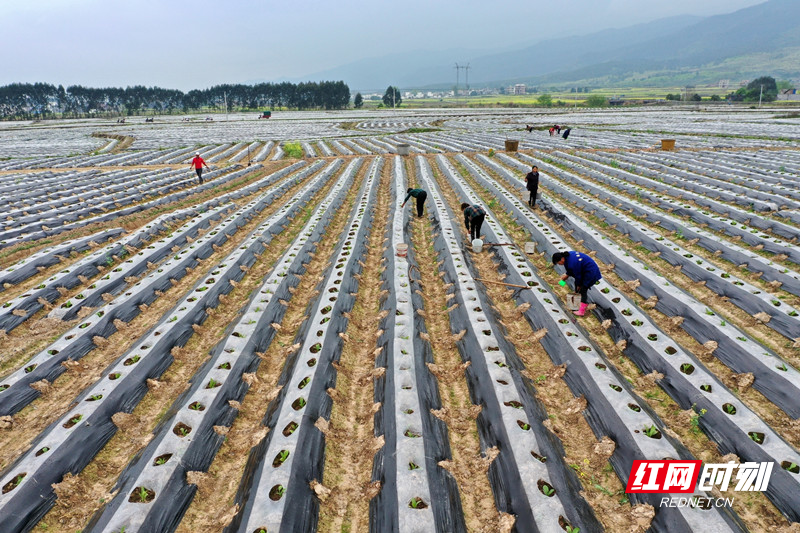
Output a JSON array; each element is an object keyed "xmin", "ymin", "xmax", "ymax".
[{"xmin": 552, "ymin": 251, "xmax": 602, "ymax": 316}]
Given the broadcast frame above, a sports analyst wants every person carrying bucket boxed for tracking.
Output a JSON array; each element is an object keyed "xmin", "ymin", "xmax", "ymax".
[
  {"xmin": 525, "ymin": 165, "xmax": 539, "ymax": 208},
  {"xmin": 552, "ymin": 250, "xmax": 602, "ymax": 316},
  {"xmin": 461, "ymin": 203, "xmax": 486, "ymax": 242},
  {"xmin": 401, "ymin": 188, "xmax": 428, "ymax": 217}
]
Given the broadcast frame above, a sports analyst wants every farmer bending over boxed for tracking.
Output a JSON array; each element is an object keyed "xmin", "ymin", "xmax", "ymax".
[
  {"xmin": 401, "ymin": 188, "xmax": 428, "ymax": 217},
  {"xmin": 552, "ymin": 251, "xmax": 602, "ymax": 316},
  {"xmin": 525, "ymin": 165, "xmax": 539, "ymax": 208},
  {"xmin": 190, "ymin": 152, "xmax": 210, "ymax": 184},
  {"xmin": 461, "ymin": 203, "xmax": 486, "ymax": 242}
]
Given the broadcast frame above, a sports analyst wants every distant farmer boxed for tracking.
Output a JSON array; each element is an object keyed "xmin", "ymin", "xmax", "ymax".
[
  {"xmin": 401, "ymin": 188, "xmax": 428, "ymax": 218},
  {"xmin": 549, "ymin": 127, "xmax": 555, "ymax": 136},
  {"xmin": 554, "ymin": 124, "xmax": 561, "ymax": 134},
  {"xmin": 525, "ymin": 124, "xmax": 534, "ymax": 133},
  {"xmin": 525, "ymin": 165, "xmax": 540, "ymax": 208},
  {"xmin": 562, "ymin": 127, "xmax": 572, "ymax": 140},
  {"xmin": 190, "ymin": 152, "xmax": 210, "ymax": 184},
  {"xmin": 461, "ymin": 203, "xmax": 486, "ymax": 242},
  {"xmin": 552, "ymin": 251, "xmax": 602, "ymax": 316}
]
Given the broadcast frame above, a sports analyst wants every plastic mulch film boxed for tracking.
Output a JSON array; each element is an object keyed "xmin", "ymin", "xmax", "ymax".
[
  {"xmin": 81, "ymin": 159, "xmax": 359, "ymax": 533},
  {"xmin": 228, "ymin": 159, "xmax": 381, "ymax": 533},
  {"xmin": 0, "ymin": 161, "xmax": 330, "ymax": 417},
  {"xmin": 504, "ymin": 152, "xmax": 800, "ymax": 300},
  {"xmin": 441, "ymin": 155, "xmax": 745, "ymax": 532},
  {"xmin": 0, "ymin": 159, "xmax": 350, "ymax": 533},
  {"xmin": 368, "ymin": 155, "xmax": 466, "ymax": 533},
  {"xmin": 0, "ymin": 227, "xmax": 125, "ymax": 291},
  {"xmin": 499, "ymin": 154, "xmax": 800, "ymax": 418},
  {"xmin": 421, "ymin": 155, "xmax": 604, "ymax": 533}
]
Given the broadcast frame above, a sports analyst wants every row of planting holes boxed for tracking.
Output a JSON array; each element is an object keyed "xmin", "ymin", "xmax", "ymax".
[
  {"xmin": 261, "ymin": 165, "xmax": 376, "ymax": 506},
  {"xmin": 123, "ymin": 167, "xmax": 351, "ymax": 508},
  {"xmin": 425, "ymin": 169, "xmax": 563, "ymax": 506},
  {"xmin": 465, "ymin": 163, "xmax": 677, "ymax": 451},
  {"xmin": 526, "ymin": 161, "xmax": 799, "ymax": 461}
]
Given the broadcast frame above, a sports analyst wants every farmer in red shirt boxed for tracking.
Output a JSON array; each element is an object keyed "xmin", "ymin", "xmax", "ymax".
[{"xmin": 189, "ymin": 152, "xmax": 210, "ymax": 183}]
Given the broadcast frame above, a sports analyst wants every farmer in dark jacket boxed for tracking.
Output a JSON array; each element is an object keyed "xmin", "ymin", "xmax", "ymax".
[
  {"xmin": 525, "ymin": 165, "xmax": 540, "ymax": 208},
  {"xmin": 552, "ymin": 251, "xmax": 602, "ymax": 316},
  {"xmin": 461, "ymin": 203, "xmax": 486, "ymax": 241},
  {"xmin": 401, "ymin": 188, "xmax": 427, "ymax": 217}
]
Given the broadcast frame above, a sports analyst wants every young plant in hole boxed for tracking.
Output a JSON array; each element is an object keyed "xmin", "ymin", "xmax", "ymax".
[
  {"xmin": 644, "ymin": 425, "xmax": 659, "ymax": 438},
  {"xmin": 409, "ymin": 461, "xmax": 420, "ymax": 470},
  {"xmin": 137, "ymin": 486, "xmax": 149, "ymax": 503},
  {"xmin": 273, "ymin": 449, "xmax": 290, "ymax": 467},
  {"xmin": 542, "ymin": 484, "xmax": 555, "ymax": 496},
  {"xmin": 409, "ymin": 497, "xmax": 427, "ymax": 508}
]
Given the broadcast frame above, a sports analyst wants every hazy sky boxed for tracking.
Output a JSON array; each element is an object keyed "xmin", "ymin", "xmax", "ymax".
[{"xmin": 1, "ymin": 0, "xmax": 766, "ymax": 90}]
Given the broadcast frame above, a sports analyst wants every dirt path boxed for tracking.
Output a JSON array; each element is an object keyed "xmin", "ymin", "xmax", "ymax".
[{"xmin": 316, "ymin": 162, "xmax": 391, "ymax": 531}]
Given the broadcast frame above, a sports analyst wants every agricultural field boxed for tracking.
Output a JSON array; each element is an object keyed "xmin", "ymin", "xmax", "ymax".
[{"xmin": 0, "ymin": 106, "xmax": 799, "ymax": 533}]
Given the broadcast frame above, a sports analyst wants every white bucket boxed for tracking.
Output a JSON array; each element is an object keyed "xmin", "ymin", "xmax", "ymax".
[
  {"xmin": 566, "ymin": 293, "xmax": 581, "ymax": 311},
  {"xmin": 524, "ymin": 241, "xmax": 536, "ymax": 254},
  {"xmin": 395, "ymin": 243, "xmax": 408, "ymax": 257},
  {"xmin": 472, "ymin": 239, "xmax": 483, "ymax": 253}
]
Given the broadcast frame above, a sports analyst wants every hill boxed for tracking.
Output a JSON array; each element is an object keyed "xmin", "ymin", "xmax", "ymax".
[{"xmin": 295, "ymin": 0, "xmax": 800, "ymax": 90}]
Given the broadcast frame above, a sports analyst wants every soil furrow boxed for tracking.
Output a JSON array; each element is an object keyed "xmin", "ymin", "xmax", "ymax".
[
  {"xmin": 316, "ymin": 163, "xmax": 391, "ymax": 531},
  {"xmin": 408, "ymin": 165, "xmax": 504, "ymax": 533}
]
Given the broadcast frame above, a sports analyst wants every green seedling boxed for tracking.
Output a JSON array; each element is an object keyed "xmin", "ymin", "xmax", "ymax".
[
  {"xmin": 542, "ymin": 484, "xmax": 555, "ymax": 496},
  {"xmin": 644, "ymin": 425, "xmax": 659, "ymax": 438},
  {"xmin": 409, "ymin": 461, "xmax": 420, "ymax": 470},
  {"xmin": 137, "ymin": 487, "xmax": 149, "ymax": 502},
  {"xmin": 409, "ymin": 497, "xmax": 426, "ymax": 508},
  {"xmin": 155, "ymin": 457, "xmax": 168, "ymax": 466},
  {"xmin": 566, "ymin": 527, "xmax": 581, "ymax": 533}
]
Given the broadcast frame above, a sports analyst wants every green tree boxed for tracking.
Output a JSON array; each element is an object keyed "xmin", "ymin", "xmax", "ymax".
[
  {"xmin": 710, "ymin": 94, "xmax": 721, "ymax": 101},
  {"xmin": 777, "ymin": 80, "xmax": 795, "ymax": 91},
  {"xmin": 383, "ymin": 86, "xmax": 401, "ymax": 107},
  {"xmin": 728, "ymin": 76, "xmax": 778, "ymax": 102},
  {"xmin": 585, "ymin": 95, "xmax": 607, "ymax": 107},
  {"xmin": 690, "ymin": 93, "xmax": 702, "ymax": 102},
  {"xmin": 353, "ymin": 92, "xmax": 363, "ymax": 109},
  {"xmin": 536, "ymin": 93, "xmax": 553, "ymax": 107}
]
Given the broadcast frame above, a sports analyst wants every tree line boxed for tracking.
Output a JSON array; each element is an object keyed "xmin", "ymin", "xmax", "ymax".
[{"xmin": 0, "ymin": 80, "xmax": 351, "ymax": 119}]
